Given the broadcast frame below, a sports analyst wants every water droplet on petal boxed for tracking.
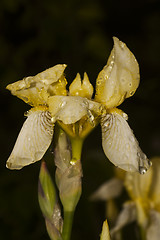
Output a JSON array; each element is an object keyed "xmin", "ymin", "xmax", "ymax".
[
  {"xmin": 60, "ymin": 101, "xmax": 66, "ymax": 108},
  {"xmin": 129, "ymin": 91, "xmax": 135, "ymax": 96},
  {"xmin": 122, "ymin": 112, "xmax": 128, "ymax": 120},
  {"xmin": 139, "ymin": 166, "xmax": 147, "ymax": 175},
  {"xmin": 51, "ymin": 117, "xmax": 56, "ymax": 123}
]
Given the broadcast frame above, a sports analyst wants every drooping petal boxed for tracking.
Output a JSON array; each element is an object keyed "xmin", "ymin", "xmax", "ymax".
[
  {"xmin": 6, "ymin": 110, "xmax": 54, "ymax": 170},
  {"xmin": 6, "ymin": 64, "xmax": 67, "ymax": 106},
  {"xmin": 90, "ymin": 178, "xmax": 123, "ymax": 201},
  {"xmin": 146, "ymin": 210, "xmax": 160, "ymax": 240},
  {"xmin": 48, "ymin": 96, "xmax": 102, "ymax": 125},
  {"xmin": 110, "ymin": 202, "xmax": 136, "ymax": 236},
  {"xmin": 101, "ymin": 109, "xmax": 151, "ymax": 173},
  {"xmin": 95, "ymin": 37, "xmax": 140, "ymax": 109}
]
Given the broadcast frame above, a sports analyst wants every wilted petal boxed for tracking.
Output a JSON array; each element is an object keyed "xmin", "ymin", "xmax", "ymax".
[
  {"xmin": 69, "ymin": 72, "xmax": 93, "ymax": 99},
  {"xmin": 6, "ymin": 110, "xmax": 54, "ymax": 169},
  {"xmin": 125, "ymin": 168, "xmax": 153, "ymax": 201},
  {"xmin": 95, "ymin": 37, "xmax": 140, "ymax": 109},
  {"xmin": 101, "ymin": 109, "xmax": 151, "ymax": 173},
  {"xmin": 110, "ymin": 202, "xmax": 136, "ymax": 236},
  {"xmin": 6, "ymin": 64, "xmax": 67, "ymax": 106},
  {"xmin": 146, "ymin": 210, "xmax": 160, "ymax": 240},
  {"xmin": 100, "ymin": 220, "xmax": 111, "ymax": 240},
  {"xmin": 90, "ymin": 178, "xmax": 123, "ymax": 201},
  {"xmin": 48, "ymin": 95, "xmax": 102, "ymax": 125}
]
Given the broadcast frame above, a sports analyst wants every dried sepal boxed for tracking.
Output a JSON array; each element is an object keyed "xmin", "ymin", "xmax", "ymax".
[
  {"xmin": 95, "ymin": 37, "xmax": 140, "ymax": 109},
  {"xmin": 101, "ymin": 109, "xmax": 151, "ymax": 173},
  {"xmin": 6, "ymin": 109, "xmax": 54, "ymax": 169},
  {"xmin": 6, "ymin": 64, "xmax": 67, "ymax": 106}
]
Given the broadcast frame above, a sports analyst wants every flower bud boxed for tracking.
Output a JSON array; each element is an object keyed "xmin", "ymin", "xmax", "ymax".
[
  {"xmin": 38, "ymin": 161, "xmax": 63, "ymax": 240},
  {"xmin": 100, "ymin": 220, "xmax": 111, "ymax": 240},
  {"xmin": 54, "ymin": 131, "xmax": 82, "ymax": 212},
  {"xmin": 38, "ymin": 161, "xmax": 56, "ymax": 219}
]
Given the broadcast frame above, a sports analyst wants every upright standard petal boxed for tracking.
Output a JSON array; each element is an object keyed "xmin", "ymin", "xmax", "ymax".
[
  {"xmin": 101, "ymin": 109, "xmax": 151, "ymax": 173},
  {"xmin": 6, "ymin": 110, "xmax": 54, "ymax": 170},
  {"xmin": 6, "ymin": 64, "xmax": 67, "ymax": 106},
  {"xmin": 95, "ymin": 37, "xmax": 140, "ymax": 109},
  {"xmin": 69, "ymin": 72, "xmax": 93, "ymax": 99}
]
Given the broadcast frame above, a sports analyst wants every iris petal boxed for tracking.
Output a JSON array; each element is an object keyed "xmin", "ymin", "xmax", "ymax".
[
  {"xmin": 6, "ymin": 110, "xmax": 54, "ymax": 169},
  {"xmin": 101, "ymin": 110, "xmax": 151, "ymax": 173}
]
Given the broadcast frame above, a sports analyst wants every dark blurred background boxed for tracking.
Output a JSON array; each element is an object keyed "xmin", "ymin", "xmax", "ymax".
[{"xmin": 1, "ymin": 0, "xmax": 160, "ymax": 239}]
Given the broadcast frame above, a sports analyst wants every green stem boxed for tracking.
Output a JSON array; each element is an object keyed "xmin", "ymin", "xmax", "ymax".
[
  {"xmin": 70, "ymin": 137, "xmax": 83, "ymax": 162},
  {"xmin": 139, "ymin": 225, "xmax": 146, "ymax": 240},
  {"xmin": 62, "ymin": 211, "xmax": 74, "ymax": 240},
  {"xmin": 61, "ymin": 137, "xmax": 83, "ymax": 240}
]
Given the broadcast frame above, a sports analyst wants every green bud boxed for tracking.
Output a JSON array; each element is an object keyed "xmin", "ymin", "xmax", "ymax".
[
  {"xmin": 46, "ymin": 216, "xmax": 63, "ymax": 240},
  {"xmin": 38, "ymin": 161, "xmax": 56, "ymax": 219},
  {"xmin": 58, "ymin": 160, "xmax": 82, "ymax": 212},
  {"xmin": 54, "ymin": 130, "xmax": 82, "ymax": 212},
  {"xmin": 100, "ymin": 220, "xmax": 111, "ymax": 240}
]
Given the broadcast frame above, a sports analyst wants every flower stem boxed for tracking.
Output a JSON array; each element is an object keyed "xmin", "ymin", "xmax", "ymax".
[
  {"xmin": 61, "ymin": 136, "xmax": 83, "ymax": 240},
  {"xmin": 62, "ymin": 211, "xmax": 74, "ymax": 240},
  {"xmin": 139, "ymin": 225, "xmax": 146, "ymax": 240},
  {"xmin": 70, "ymin": 137, "xmax": 83, "ymax": 163}
]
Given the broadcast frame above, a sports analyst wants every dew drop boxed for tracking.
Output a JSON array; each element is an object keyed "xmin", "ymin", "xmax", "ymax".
[
  {"xmin": 51, "ymin": 117, "xmax": 56, "ymax": 123},
  {"xmin": 130, "ymin": 136, "xmax": 135, "ymax": 142},
  {"xmin": 120, "ymin": 42, "xmax": 125, "ymax": 49},
  {"xmin": 148, "ymin": 160, "xmax": 152, "ymax": 166},
  {"xmin": 139, "ymin": 166, "xmax": 147, "ymax": 175},
  {"xmin": 104, "ymin": 121, "xmax": 109, "ymax": 128},
  {"xmin": 70, "ymin": 158, "xmax": 76, "ymax": 166},
  {"xmin": 60, "ymin": 101, "xmax": 66, "ymax": 108},
  {"xmin": 24, "ymin": 111, "xmax": 29, "ymax": 117},
  {"xmin": 129, "ymin": 91, "xmax": 135, "ymax": 96},
  {"xmin": 122, "ymin": 112, "xmax": 128, "ymax": 120}
]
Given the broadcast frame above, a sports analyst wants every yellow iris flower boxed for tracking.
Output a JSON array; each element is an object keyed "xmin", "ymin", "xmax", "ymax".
[
  {"xmin": 6, "ymin": 37, "xmax": 151, "ymax": 173},
  {"xmin": 91, "ymin": 158, "xmax": 160, "ymax": 240}
]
